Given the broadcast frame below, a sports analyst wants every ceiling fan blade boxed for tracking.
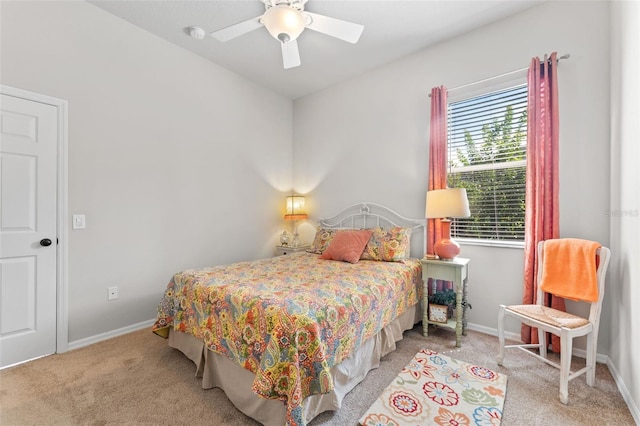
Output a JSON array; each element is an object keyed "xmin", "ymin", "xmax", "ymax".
[
  {"xmin": 281, "ymin": 40, "xmax": 301, "ymax": 69},
  {"xmin": 210, "ymin": 16, "xmax": 263, "ymax": 42},
  {"xmin": 305, "ymin": 12, "xmax": 364, "ymax": 44}
]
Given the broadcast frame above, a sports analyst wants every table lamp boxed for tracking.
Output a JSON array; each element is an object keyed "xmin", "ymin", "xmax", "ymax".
[
  {"xmin": 285, "ymin": 195, "xmax": 308, "ymax": 247},
  {"xmin": 425, "ymin": 188, "xmax": 471, "ymax": 260}
]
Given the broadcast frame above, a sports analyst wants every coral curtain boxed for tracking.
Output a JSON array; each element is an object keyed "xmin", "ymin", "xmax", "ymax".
[
  {"xmin": 427, "ymin": 86, "xmax": 448, "ymax": 256},
  {"xmin": 522, "ymin": 52, "xmax": 562, "ymax": 352}
]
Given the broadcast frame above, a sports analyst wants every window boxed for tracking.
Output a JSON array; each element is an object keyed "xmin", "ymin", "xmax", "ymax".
[{"xmin": 447, "ymin": 84, "xmax": 528, "ymax": 242}]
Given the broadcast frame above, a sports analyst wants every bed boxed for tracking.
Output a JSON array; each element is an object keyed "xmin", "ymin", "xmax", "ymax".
[{"xmin": 152, "ymin": 203, "xmax": 425, "ymax": 426}]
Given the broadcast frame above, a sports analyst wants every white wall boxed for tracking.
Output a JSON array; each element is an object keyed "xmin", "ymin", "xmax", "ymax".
[
  {"xmin": 0, "ymin": 1, "xmax": 293, "ymax": 342},
  {"xmin": 610, "ymin": 1, "xmax": 640, "ymax": 421},
  {"xmin": 294, "ymin": 1, "xmax": 611, "ymax": 345}
]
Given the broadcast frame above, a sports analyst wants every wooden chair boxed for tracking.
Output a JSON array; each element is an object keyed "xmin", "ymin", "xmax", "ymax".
[{"xmin": 497, "ymin": 240, "xmax": 610, "ymax": 404}]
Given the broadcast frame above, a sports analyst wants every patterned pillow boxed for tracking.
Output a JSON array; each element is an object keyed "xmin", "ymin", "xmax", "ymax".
[
  {"xmin": 361, "ymin": 227, "xmax": 412, "ymax": 261},
  {"xmin": 307, "ymin": 227, "xmax": 341, "ymax": 254}
]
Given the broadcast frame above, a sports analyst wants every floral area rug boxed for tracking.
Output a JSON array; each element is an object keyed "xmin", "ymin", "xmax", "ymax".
[{"xmin": 359, "ymin": 349, "xmax": 507, "ymax": 426}]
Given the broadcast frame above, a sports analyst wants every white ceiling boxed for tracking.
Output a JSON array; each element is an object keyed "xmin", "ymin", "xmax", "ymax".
[{"xmin": 89, "ymin": 0, "xmax": 541, "ymax": 99}]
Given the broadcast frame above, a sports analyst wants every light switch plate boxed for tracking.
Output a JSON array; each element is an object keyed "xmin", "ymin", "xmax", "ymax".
[{"xmin": 72, "ymin": 214, "xmax": 86, "ymax": 230}]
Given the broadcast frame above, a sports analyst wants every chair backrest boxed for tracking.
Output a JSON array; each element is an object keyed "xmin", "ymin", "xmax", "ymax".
[{"xmin": 536, "ymin": 240, "xmax": 611, "ymax": 325}]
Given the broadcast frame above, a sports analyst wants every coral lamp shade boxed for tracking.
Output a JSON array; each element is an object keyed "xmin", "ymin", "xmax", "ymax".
[{"xmin": 285, "ymin": 195, "xmax": 308, "ymax": 220}]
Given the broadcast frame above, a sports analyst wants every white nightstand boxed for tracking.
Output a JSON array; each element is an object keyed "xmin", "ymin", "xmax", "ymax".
[
  {"xmin": 275, "ymin": 245, "xmax": 309, "ymax": 256},
  {"xmin": 421, "ymin": 257, "xmax": 470, "ymax": 348}
]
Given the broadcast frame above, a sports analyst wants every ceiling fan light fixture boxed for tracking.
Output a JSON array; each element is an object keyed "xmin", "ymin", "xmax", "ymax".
[
  {"xmin": 262, "ymin": 5, "xmax": 305, "ymax": 43},
  {"xmin": 208, "ymin": 0, "xmax": 363, "ymax": 69}
]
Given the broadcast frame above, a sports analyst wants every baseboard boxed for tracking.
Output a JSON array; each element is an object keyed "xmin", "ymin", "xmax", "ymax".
[
  {"xmin": 571, "ymin": 346, "xmax": 608, "ymax": 364},
  {"xmin": 466, "ymin": 322, "xmax": 521, "ymax": 342},
  {"xmin": 66, "ymin": 319, "xmax": 155, "ymax": 352},
  {"xmin": 468, "ymin": 321, "xmax": 638, "ymax": 423},
  {"xmin": 606, "ymin": 356, "xmax": 640, "ymax": 425}
]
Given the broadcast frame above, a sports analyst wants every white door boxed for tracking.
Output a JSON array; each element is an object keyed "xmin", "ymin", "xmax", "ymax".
[{"xmin": 0, "ymin": 94, "xmax": 58, "ymax": 368}]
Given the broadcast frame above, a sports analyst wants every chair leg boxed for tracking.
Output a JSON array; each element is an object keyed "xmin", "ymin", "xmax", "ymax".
[
  {"xmin": 497, "ymin": 305, "xmax": 506, "ymax": 366},
  {"xmin": 559, "ymin": 331, "xmax": 572, "ymax": 404},
  {"xmin": 538, "ymin": 327, "xmax": 547, "ymax": 359},
  {"xmin": 586, "ymin": 330, "xmax": 597, "ymax": 386}
]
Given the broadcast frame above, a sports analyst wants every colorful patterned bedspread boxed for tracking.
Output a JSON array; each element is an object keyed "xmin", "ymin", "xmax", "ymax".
[{"xmin": 152, "ymin": 253, "xmax": 422, "ymax": 426}]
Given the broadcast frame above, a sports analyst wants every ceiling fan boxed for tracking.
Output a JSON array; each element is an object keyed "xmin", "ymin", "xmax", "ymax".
[{"xmin": 200, "ymin": 0, "xmax": 364, "ymax": 69}]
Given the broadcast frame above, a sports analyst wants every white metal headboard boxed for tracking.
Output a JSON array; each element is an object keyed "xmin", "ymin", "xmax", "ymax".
[{"xmin": 317, "ymin": 202, "xmax": 426, "ymax": 258}]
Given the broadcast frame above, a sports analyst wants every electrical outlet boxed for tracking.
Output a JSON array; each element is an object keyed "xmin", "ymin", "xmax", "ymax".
[{"xmin": 108, "ymin": 286, "xmax": 118, "ymax": 301}]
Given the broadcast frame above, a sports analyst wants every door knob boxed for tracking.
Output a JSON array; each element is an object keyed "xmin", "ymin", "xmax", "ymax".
[{"xmin": 40, "ymin": 238, "xmax": 52, "ymax": 247}]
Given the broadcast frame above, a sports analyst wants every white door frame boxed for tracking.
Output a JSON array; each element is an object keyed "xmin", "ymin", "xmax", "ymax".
[{"xmin": 1, "ymin": 85, "xmax": 69, "ymax": 354}]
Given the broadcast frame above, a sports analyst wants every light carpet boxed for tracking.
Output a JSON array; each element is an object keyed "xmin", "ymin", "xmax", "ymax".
[
  {"xmin": 0, "ymin": 325, "xmax": 634, "ymax": 425},
  {"xmin": 360, "ymin": 348, "xmax": 507, "ymax": 426}
]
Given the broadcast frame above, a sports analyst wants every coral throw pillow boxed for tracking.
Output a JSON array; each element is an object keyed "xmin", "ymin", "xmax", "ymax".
[{"xmin": 320, "ymin": 229, "xmax": 373, "ymax": 264}]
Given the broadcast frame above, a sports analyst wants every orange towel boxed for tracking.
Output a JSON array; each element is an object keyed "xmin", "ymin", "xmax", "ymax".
[{"xmin": 539, "ymin": 238, "xmax": 601, "ymax": 302}]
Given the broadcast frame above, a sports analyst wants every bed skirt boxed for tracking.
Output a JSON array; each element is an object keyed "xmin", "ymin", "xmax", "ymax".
[{"xmin": 168, "ymin": 303, "xmax": 421, "ymax": 426}]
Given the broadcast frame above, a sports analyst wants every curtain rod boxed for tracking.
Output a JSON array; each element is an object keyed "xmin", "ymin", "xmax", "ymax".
[{"xmin": 429, "ymin": 53, "xmax": 570, "ymax": 97}]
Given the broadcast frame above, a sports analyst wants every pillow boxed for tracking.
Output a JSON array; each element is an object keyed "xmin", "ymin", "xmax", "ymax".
[
  {"xmin": 307, "ymin": 227, "xmax": 340, "ymax": 254},
  {"xmin": 320, "ymin": 229, "xmax": 373, "ymax": 263},
  {"xmin": 361, "ymin": 227, "xmax": 412, "ymax": 261}
]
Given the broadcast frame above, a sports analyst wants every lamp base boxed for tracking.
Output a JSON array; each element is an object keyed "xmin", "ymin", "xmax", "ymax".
[
  {"xmin": 434, "ymin": 239, "xmax": 461, "ymax": 260},
  {"xmin": 434, "ymin": 219, "xmax": 460, "ymax": 260}
]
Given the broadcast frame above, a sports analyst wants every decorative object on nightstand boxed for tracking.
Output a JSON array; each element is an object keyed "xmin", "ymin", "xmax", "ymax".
[
  {"xmin": 280, "ymin": 230, "xmax": 290, "ymax": 246},
  {"xmin": 421, "ymin": 257, "xmax": 470, "ymax": 347},
  {"xmin": 428, "ymin": 304, "xmax": 449, "ymax": 324},
  {"xmin": 285, "ymin": 195, "xmax": 308, "ymax": 247},
  {"xmin": 425, "ymin": 188, "xmax": 471, "ymax": 260},
  {"xmin": 428, "ymin": 288, "xmax": 457, "ymax": 322}
]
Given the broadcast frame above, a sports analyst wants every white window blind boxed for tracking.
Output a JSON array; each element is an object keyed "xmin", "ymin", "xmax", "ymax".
[{"xmin": 447, "ymin": 84, "xmax": 528, "ymax": 241}]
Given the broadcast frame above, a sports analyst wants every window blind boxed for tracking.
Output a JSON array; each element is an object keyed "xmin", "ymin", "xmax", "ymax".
[{"xmin": 447, "ymin": 84, "xmax": 528, "ymax": 241}]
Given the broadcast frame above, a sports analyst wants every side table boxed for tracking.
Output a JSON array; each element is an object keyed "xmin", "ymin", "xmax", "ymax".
[
  {"xmin": 275, "ymin": 245, "xmax": 309, "ymax": 256},
  {"xmin": 420, "ymin": 257, "xmax": 470, "ymax": 347}
]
